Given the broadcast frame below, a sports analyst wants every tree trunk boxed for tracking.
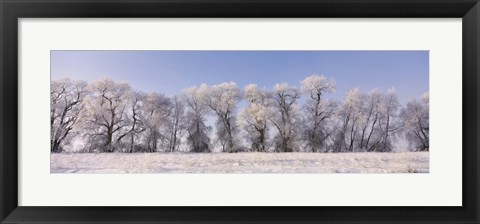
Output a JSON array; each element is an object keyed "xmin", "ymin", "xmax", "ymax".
[
  {"xmin": 51, "ymin": 140, "xmax": 61, "ymax": 153},
  {"xmin": 105, "ymin": 126, "xmax": 113, "ymax": 152}
]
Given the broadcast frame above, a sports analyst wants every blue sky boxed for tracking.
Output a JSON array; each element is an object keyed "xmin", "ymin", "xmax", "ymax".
[{"xmin": 51, "ymin": 50, "xmax": 428, "ymax": 104}]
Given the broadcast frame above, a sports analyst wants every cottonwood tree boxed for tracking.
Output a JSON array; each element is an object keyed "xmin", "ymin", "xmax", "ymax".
[
  {"xmin": 141, "ymin": 92, "xmax": 173, "ymax": 152},
  {"xmin": 400, "ymin": 92, "xmax": 429, "ymax": 151},
  {"xmin": 82, "ymin": 78, "xmax": 132, "ymax": 152},
  {"xmin": 270, "ymin": 83, "xmax": 301, "ymax": 152},
  {"xmin": 237, "ymin": 84, "xmax": 272, "ymax": 152},
  {"xmin": 166, "ymin": 95, "xmax": 185, "ymax": 152},
  {"xmin": 300, "ymin": 75, "xmax": 336, "ymax": 152},
  {"xmin": 356, "ymin": 89, "xmax": 383, "ymax": 152},
  {"xmin": 205, "ymin": 82, "xmax": 241, "ymax": 152},
  {"xmin": 332, "ymin": 88, "xmax": 364, "ymax": 152},
  {"xmin": 183, "ymin": 84, "xmax": 212, "ymax": 152},
  {"xmin": 123, "ymin": 91, "xmax": 146, "ymax": 153},
  {"xmin": 332, "ymin": 88, "xmax": 402, "ymax": 152},
  {"xmin": 51, "ymin": 76, "xmax": 427, "ymax": 153},
  {"xmin": 376, "ymin": 88, "xmax": 402, "ymax": 152},
  {"xmin": 50, "ymin": 78, "xmax": 88, "ymax": 153}
]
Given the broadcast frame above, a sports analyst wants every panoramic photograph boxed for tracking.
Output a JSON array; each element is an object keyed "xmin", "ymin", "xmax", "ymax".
[{"xmin": 50, "ymin": 51, "xmax": 429, "ymax": 173}]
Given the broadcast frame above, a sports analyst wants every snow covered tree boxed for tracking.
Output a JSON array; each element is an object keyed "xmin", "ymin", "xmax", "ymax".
[
  {"xmin": 376, "ymin": 88, "xmax": 402, "ymax": 152},
  {"xmin": 166, "ymin": 95, "xmax": 185, "ymax": 152},
  {"xmin": 270, "ymin": 83, "xmax": 301, "ymax": 152},
  {"xmin": 82, "ymin": 78, "xmax": 132, "ymax": 152},
  {"xmin": 50, "ymin": 78, "xmax": 88, "ymax": 152},
  {"xmin": 331, "ymin": 88, "xmax": 364, "ymax": 152},
  {"xmin": 400, "ymin": 92, "xmax": 429, "ymax": 151},
  {"xmin": 300, "ymin": 75, "xmax": 336, "ymax": 152},
  {"xmin": 205, "ymin": 82, "xmax": 241, "ymax": 152},
  {"xmin": 123, "ymin": 91, "xmax": 146, "ymax": 153},
  {"xmin": 356, "ymin": 89, "xmax": 383, "ymax": 152},
  {"xmin": 183, "ymin": 84, "xmax": 212, "ymax": 153},
  {"xmin": 331, "ymin": 88, "xmax": 402, "ymax": 152},
  {"xmin": 237, "ymin": 84, "xmax": 273, "ymax": 152},
  {"xmin": 50, "ymin": 75, "xmax": 426, "ymax": 154},
  {"xmin": 140, "ymin": 92, "xmax": 173, "ymax": 152}
]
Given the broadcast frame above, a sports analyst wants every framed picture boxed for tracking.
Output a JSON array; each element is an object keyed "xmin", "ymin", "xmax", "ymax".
[{"xmin": 1, "ymin": 0, "xmax": 479, "ymax": 223}]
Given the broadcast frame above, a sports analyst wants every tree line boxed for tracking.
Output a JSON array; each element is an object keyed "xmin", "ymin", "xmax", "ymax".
[{"xmin": 51, "ymin": 75, "xmax": 429, "ymax": 153}]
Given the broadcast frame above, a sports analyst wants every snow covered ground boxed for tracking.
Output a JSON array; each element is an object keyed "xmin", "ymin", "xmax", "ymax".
[{"xmin": 51, "ymin": 152, "xmax": 429, "ymax": 173}]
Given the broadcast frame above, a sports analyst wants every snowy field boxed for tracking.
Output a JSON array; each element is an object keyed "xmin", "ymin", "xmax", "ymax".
[{"xmin": 51, "ymin": 152, "xmax": 429, "ymax": 173}]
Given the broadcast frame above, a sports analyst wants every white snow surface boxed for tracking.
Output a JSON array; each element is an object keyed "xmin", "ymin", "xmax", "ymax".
[{"xmin": 51, "ymin": 152, "xmax": 429, "ymax": 174}]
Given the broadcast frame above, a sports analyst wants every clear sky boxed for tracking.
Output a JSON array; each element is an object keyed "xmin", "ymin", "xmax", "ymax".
[{"xmin": 51, "ymin": 50, "xmax": 428, "ymax": 104}]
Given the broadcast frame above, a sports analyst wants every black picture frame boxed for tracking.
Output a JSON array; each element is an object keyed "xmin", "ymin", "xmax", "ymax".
[{"xmin": 1, "ymin": 0, "xmax": 479, "ymax": 223}]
